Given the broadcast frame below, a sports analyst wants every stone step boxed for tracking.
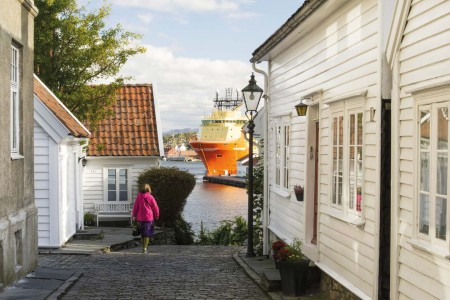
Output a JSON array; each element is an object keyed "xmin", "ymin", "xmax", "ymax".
[{"xmin": 73, "ymin": 229, "xmax": 104, "ymax": 240}]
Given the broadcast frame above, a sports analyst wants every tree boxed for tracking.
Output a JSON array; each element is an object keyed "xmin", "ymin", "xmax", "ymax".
[{"xmin": 34, "ymin": 0, "xmax": 145, "ymax": 125}]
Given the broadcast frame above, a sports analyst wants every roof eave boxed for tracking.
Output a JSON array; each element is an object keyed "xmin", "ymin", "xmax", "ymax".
[{"xmin": 250, "ymin": 0, "xmax": 328, "ymax": 63}]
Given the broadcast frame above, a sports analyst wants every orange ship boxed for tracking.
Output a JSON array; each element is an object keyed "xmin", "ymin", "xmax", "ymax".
[{"xmin": 190, "ymin": 89, "xmax": 249, "ymax": 176}]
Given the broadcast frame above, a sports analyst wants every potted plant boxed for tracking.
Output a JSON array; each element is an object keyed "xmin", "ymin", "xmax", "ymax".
[
  {"xmin": 293, "ymin": 185, "xmax": 304, "ymax": 201},
  {"xmin": 272, "ymin": 239, "xmax": 287, "ymax": 268},
  {"xmin": 277, "ymin": 239, "xmax": 310, "ymax": 296}
]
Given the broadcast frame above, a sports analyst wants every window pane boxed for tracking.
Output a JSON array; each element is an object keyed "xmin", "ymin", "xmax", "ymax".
[
  {"xmin": 419, "ymin": 193, "xmax": 429, "ymax": 235},
  {"xmin": 420, "ymin": 152, "xmax": 430, "ymax": 192},
  {"xmin": 420, "ymin": 110, "xmax": 430, "ymax": 150},
  {"xmin": 350, "ymin": 114, "xmax": 355, "ymax": 145},
  {"xmin": 12, "ymin": 92, "xmax": 18, "ymax": 149},
  {"xmin": 357, "ymin": 113, "xmax": 363, "ymax": 145},
  {"xmin": 436, "ymin": 197, "xmax": 447, "ymax": 240},
  {"xmin": 333, "ymin": 118, "xmax": 337, "ymax": 145},
  {"xmin": 119, "ymin": 191, "xmax": 128, "ymax": 201},
  {"xmin": 339, "ymin": 116, "xmax": 343, "ymax": 145},
  {"xmin": 108, "ymin": 191, "xmax": 116, "ymax": 202},
  {"xmin": 438, "ymin": 107, "xmax": 448, "ymax": 150},
  {"xmin": 437, "ymin": 153, "xmax": 448, "ymax": 196},
  {"xmin": 108, "ymin": 169, "xmax": 116, "ymax": 176}
]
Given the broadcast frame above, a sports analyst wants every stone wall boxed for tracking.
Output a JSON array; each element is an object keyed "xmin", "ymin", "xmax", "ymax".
[{"xmin": 320, "ymin": 272, "xmax": 361, "ymax": 300}]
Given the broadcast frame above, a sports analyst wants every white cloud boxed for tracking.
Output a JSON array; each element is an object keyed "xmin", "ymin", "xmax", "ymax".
[
  {"xmin": 137, "ymin": 14, "xmax": 154, "ymax": 24},
  {"xmin": 112, "ymin": 0, "xmax": 240, "ymax": 13},
  {"xmin": 119, "ymin": 45, "xmax": 261, "ymax": 131}
]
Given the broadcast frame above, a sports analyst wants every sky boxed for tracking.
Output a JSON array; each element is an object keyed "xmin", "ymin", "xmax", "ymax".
[{"xmin": 80, "ymin": 0, "xmax": 304, "ymax": 132}]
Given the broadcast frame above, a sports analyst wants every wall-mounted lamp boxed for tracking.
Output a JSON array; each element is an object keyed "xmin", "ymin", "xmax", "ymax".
[
  {"xmin": 78, "ymin": 156, "xmax": 87, "ymax": 167},
  {"xmin": 370, "ymin": 107, "xmax": 376, "ymax": 122},
  {"xmin": 295, "ymin": 99, "xmax": 308, "ymax": 116}
]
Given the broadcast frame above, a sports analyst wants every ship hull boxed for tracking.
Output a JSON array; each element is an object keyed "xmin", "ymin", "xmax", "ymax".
[{"xmin": 190, "ymin": 140, "xmax": 248, "ymax": 176}]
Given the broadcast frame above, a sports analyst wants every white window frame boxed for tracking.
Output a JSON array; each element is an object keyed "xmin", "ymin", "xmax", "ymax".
[
  {"xmin": 272, "ymin": 116, "xmax": 291, "ymax": 195},
  {"xmin": 416, "ymin": 101, "xmax": 449, "ymax": 249},
  {"xmin": 11, "ymin": 45, "xmax": 21, "ymax": 158},
  {"xmin": 103, "ymin": 167, "xmax": 132, "ymax": 202},
  {"xmin": 327, "ymin": 99, "xmax": 364, "ymax": 220}
]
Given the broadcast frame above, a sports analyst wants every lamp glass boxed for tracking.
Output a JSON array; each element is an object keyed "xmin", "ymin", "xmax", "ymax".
[
  {"xmin": 242, "ymin": 73, "xmax": 263, "ymax": 112},
  {"xmin": 295, "ymin": 102, "xmax": 308, "ymax": 116}
]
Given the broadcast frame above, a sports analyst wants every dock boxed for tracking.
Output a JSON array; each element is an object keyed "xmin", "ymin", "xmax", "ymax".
[{"xmin": 203, "ymin": 175, "xmax": 246, "ymax": 188}]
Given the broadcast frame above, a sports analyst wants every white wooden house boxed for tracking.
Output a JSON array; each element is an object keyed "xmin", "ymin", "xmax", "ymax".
[
  {"xmin": 34, "ymin": 75, "xmax": 90, "ymax": 248},
  {"xmin": 387, "ymin": 0, "xmax": 450, "ymax": 298},
  {"xmin": 251, "ymin": 0, "xmax": 394, "ymax": 298},
  {"xmin": 82, "ymin": 84, "xmax": 163, "ymax": 225}
]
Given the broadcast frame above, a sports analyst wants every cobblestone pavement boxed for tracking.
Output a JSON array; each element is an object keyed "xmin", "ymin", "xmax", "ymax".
[{"xmin": 39, "ymin": 245, "xmax": 270, "ymax": 300}]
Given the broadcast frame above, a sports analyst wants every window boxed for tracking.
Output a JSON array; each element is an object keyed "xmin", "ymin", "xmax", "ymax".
[
  {"xmin": 275, "ymin": 120, "xmax": 290, "ymax": 190},
  {"xmin": 106, "ymin": 168, "xmax": 130, "ymax": 201},
  {"xmin": 11, "ymin": 45, "xmax": 20, "ymax": 156},
  {"xmin": 418, "ymin": 103, "xmax": 448, "ymax": 245},
  {"xmin": 331, "ymin": 109, "xmax": 363, "ymax": 216}
]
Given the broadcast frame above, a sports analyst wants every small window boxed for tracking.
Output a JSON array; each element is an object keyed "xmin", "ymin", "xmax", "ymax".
[
  {"xmin": 274, "ymin": 119, "xmax": 290, "ymax": 190},
  {"xmin": 11, "ymin": 45, "xmax": 20, "ymax": 156},
  {"xmin": 106, "ymin": 168, "xmax": 130, "ymax": 201}
]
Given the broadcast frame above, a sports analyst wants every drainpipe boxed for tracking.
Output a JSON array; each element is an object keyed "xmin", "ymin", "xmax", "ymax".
[{"xmin": 252, "ymin": 61, "xmax": 270, "ymax": 255}]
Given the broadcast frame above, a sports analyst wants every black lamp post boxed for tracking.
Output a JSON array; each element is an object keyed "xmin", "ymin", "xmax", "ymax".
[{"xmin": 242, "ymin": 73, "xmax": 263, "ymax": 257}]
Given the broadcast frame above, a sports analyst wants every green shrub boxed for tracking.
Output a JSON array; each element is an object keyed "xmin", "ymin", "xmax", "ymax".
[
  {"xmin": 138, "ymin": 167, "xmax": 196, "ymax": 228},
  {"xmin": 173, "ymin": 215, "xmax": 195, "ymax": 245},
  {"xmin": 84, "ymin": 212, "xmax": 95, "ymax": 226},
  {"xmin": 196, "ymin": 216, "xmax": 248, "ymax": 246}
]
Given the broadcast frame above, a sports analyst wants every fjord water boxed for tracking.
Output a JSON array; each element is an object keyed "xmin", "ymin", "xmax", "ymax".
[{"xmin": 160, "ymin": 160, "xmax": 247, "ymax": 235}]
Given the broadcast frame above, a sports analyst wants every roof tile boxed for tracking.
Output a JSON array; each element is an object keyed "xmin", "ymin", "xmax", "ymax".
[{"xmin": 87, "ymin": 84, "xmax": 160, "ymax": 157}]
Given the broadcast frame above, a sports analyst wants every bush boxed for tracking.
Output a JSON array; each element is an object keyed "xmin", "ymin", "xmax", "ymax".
[
  {"xmin": 173, "ymin": 215, "xmax": 195, "ymax": 245},
  {"xmin": 196, "ymin": 216, "xmax": 248, "ymax": 246},
  {"xmin": 138, "ymin": 167, "xmax": 196, "ymax": 228}
]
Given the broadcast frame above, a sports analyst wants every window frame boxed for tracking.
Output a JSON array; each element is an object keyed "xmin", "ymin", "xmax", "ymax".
[
  {"xmin": 416, "ymin": 101, "xmax": 449, "ymax": 249},
  {"xmin": 328, "ymin": 100, "xmax": 365, "ymax": 218},
  {"xmin": 272, "ymin": 116, "xmax": 291, "ymax": 194},
  {"xmin": 103, "ymin": 167, "xmax": 132, "ymax": 202},
  {"xmin": 11, "ymin": 45, "xmax": 21, "ymax": 158}
]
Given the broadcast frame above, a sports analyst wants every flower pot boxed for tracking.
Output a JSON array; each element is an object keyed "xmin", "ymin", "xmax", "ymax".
[
  {"xmin": 295, "ymin": 193, "xmax": 304, "ymax": 201},
  {"xmin": 278, "ymin": 259, "xmax": 309, "ymax": 296}
]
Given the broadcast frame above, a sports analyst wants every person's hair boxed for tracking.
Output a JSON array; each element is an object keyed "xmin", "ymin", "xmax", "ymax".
[{"xmin": 141, "ymin": 184, "xmax": 151, "ymax": 193}]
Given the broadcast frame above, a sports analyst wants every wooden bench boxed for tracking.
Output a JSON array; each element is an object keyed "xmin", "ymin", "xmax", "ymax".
[{"xmin": 94, "ymin": 203, "xmax": 132, "ymax": 226}]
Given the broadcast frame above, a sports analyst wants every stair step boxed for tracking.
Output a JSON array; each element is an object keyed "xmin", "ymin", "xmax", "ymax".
[{"xmin": 73, "ymin": 229, "xmax": 104, "ymax": 240}]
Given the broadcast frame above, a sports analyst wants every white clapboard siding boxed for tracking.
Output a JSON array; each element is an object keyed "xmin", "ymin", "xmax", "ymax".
[
  {"xmin": 393, "ymin": 0, "xmax": 450, "ymax": 298},
  {"xmin": 34, "ymin": 124, "xmax": 51, "ymax": 246},
  {"xmin": 82, "ymin": 157, "xmax": 160, "ymax": 214},
  {"xmin": 265, "ymin": 0, "xmax": 383, "ymax": 297}
]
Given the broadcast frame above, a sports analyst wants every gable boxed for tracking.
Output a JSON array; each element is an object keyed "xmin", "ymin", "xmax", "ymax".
[
  {"xmin": 33, "ymin": 75, "xmax": 90, "ymax": 138},
  {"xmin": 386, "ymin": 0, "xmax": 412, "ymax": 67}
]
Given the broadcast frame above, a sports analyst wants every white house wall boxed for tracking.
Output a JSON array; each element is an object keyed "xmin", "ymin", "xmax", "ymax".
[
  {"xmin": 34, "ymin": 123, "xmax": 53, "ymax": 247},
  {"xmin": 83, "ymin": 157, "xmax": 160, "ymax": 212},
  {"xmin": 392, "ymin": 0, "xmax": 450, "ymax": 299},
  {"xmin": 266, "ymin": 0, "xmax": 383, "ymax": 298}
]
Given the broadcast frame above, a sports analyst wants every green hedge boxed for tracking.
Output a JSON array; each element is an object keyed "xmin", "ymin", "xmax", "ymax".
[{"xmin": 137, "ymin": 167, "xmax": 196, "ymax": 228}]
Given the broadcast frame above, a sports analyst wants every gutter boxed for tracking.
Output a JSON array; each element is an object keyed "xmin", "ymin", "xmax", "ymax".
[{"xmin": 250, "ymin": 0, "xmax": 327, "ymax": 63}]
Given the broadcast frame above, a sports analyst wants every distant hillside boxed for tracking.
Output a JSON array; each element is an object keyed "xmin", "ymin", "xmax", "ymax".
[{"xmin": 163, "ymin": 128, "xmax": 198, "ymax": 136}]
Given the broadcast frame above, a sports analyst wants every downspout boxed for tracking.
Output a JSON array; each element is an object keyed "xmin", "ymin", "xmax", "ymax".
[{"xmin": 252, "ymin": 61, "xmax": 270, "ymax": 255}]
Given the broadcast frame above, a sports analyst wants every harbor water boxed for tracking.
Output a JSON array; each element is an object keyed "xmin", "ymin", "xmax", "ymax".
[{"xmin": 160, "ymin": 160, "xmax": 247, "ymax": 236}]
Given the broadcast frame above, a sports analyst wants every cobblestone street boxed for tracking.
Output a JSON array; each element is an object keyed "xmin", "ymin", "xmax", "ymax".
[{"xmin": 38, "ymin": 245, "xmax": 270, "ymax": 299}]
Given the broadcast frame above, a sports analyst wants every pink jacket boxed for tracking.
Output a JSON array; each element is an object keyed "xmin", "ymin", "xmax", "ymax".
[{"xmin": 132, "ymin": 192, "xmax": 160, "ymax": 222}]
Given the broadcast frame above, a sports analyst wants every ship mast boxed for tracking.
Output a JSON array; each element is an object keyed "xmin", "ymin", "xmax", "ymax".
[{"xmin": 214, "ymin": 88, "xmax": 244, "ymax": 111}]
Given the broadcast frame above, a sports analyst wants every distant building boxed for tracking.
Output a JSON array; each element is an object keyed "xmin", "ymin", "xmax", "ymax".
[
  {"xmin": 82, "ymin": 84, "xmax": 163, "ymax": 223},
  {"xmin": 0, "ymin": 0, "xmax": 39, "ymax": 289}
]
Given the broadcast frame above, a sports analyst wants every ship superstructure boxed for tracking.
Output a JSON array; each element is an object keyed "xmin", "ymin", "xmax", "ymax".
[{"xmin": 190, "ymin": 89, "xmax": 249, "ymax": 176}]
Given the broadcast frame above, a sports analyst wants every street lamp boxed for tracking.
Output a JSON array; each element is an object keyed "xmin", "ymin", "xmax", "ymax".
[
  {"xmin": 295, "ymin": 99, "xmax": 308, "ymax": 116},
  {"xmin": 242, "ymin": 73, "xmax": 263, "ymax": 257}
]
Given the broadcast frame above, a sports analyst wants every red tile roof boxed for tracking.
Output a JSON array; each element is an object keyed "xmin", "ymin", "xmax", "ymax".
[
  {"xmin": 87, "ymin": 84, "xmax": 161, "ymax": 157},
  {"xmin": 34, "ymin": 75, "xmax": 90, "ymax": 138}
]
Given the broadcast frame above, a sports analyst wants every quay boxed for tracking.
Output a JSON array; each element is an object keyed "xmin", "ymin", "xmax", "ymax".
[{"xmin": 203, "ymin": 175, "xmax": 246, "ymax": 188}]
